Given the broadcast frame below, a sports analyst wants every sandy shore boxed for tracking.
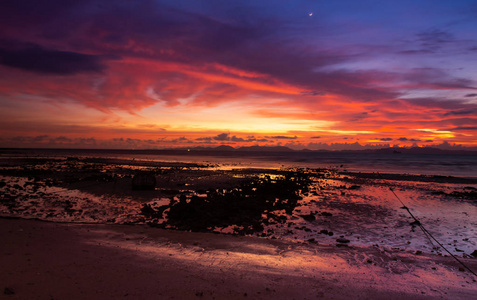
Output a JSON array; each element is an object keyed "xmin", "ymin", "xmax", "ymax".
[{"xmin": 1, "ymin": 218, "xmax": 476, "ymax": 300}]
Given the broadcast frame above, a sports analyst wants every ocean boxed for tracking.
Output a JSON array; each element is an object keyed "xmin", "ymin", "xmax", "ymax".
[{"xmin": 2, "ymin": 148, "xmax": 476, "ymax": 178}]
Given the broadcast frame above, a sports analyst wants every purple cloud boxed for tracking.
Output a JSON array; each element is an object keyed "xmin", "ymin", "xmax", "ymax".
[
  {"xmin": 267, "ymin": 136, "xmax": 298, "ymax": 140},
  {"xmin": 0, "ymin": 43, "xmax": 107, "ymax": 75}
]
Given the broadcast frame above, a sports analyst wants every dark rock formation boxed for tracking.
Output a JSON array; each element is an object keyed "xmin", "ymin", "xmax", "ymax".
[
  {"xmin": 132, "ymin": 172, "xmax": 156, "ymax": 190},
  {"xmin": 336, "ymin": 237, "xmax": 350, "ymax": 244}
]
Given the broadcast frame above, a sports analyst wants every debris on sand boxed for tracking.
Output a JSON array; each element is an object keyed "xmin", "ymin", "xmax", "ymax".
[
  {"xmin": 4, "ymin": 287, "xmax": 15, "ymax": 295},
  {"xmin": 132, "ymin": 172, "xmax": 156, "ymax": 190},
  {"xmin": 300, "ymin": 213, "xmax": 316, "ymax": 222},
  {"xmin": 336, "ymin": 237, "xmax": 350, "ymax": 244}
]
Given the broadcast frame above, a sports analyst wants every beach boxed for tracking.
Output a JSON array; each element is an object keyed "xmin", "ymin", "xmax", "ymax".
[
  {"xmin": 1, "ymin": 150, "xmax": 476, "ymax": 299},
  {"xmin": 2, "ymin": 218, "xmax": 476, "ymax": 300}
]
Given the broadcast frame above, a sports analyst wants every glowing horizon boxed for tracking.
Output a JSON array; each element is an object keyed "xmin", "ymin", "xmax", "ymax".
[{"xmin": 1, "ymin": 1, "xmax": 476, "ymax": 150}]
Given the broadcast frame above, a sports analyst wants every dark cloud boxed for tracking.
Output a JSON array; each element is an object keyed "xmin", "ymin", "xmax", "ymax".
[
  {"xmin": 404, "ymin": 97, "xmax": 475, "ymax": 111},
  {"xmin": 399, "ymin": 49, "xmax": 434, "ymax": 55},
  {"xmin": 230, "ymin": 136, "xmax": 245, "ymax": 142},
  {"xmin": 196, "ymin": 133, "xmax": 259, "ymax": 143},
  {"xmin": 32, "ymin": 135, "xmax": 49, "ymax": 142},
  {"xmin": 213, "ymin": 133, "xmax": 230, "ymax": 141},
  {"xmin": 76, "ymin": 137, "xmax": 97, "ymax": 144},
  {"xmin": 243, "ymin": 136, "xmax": 269, "ymax": 142},
  {"xmin": 300, "ymin": 91, "xmax": 325, "ymax": 96},
  {"xmin": 306, "ymin": 141, "xmax": 390, "ymax": 151},
  {"xmin": 416, "ymin": 29, "xmax": 454, "ymax": 51},
  {"xmin": 444, "ymin": 109, "xmax": 475, "ymax": 116},
  {"xmin": 349, "ymin": 112, "xmax": 369, "ymax": 122},
  {"xmin": 451, "ymin": 126, "xmax": 477, "ymax": 130},
  {"xmin": 267, "ymin": 135, "xmax": 298, "ymax": 140},
  {"xmin": 310, "ymin": 136, "xmax": 321, "ymax": 139},
  {"xmin": 403, "ymin": 68, "xmax": 477, "ymax": 90},
  {"xmin": 8, "ymin": 135, "xmax": 99, "ymax": 147},
  {"xmin": 465, "ymin": 93, "xmax": 477, "ymax": 97},
  {"xmin": 0, "ymin": 44, "xmax": 106, "ymax": 75},
  {"xmin": 394, "ymin": 137, "xmax": 421, "ymax": 142},
  {"xmin": 11, "ymin": 135, "xmax": 49, "ymax": 143},
  {"xmin": 170, "ymin": 137, "xmax": 191, "ymax": 143},
  {"xmin": 50, "ymin": 136, "xmax": 72, "ymax": 143},
  {"xmin": 380, "ymin": 138, "xmax": 393, "ymax": 141}
]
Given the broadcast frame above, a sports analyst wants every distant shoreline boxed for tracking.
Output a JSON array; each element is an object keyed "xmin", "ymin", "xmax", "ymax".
[
  {"xmin": 1, "ymin": 145, "xmax": 477, "ymax": 155},
  {"xmin": 2, "ymin": 147, "xmax": 476, "ymax": 178}
]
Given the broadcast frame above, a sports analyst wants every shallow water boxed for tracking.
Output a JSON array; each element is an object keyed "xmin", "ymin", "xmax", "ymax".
[
  {"xmin": 1, "ymin": 150, "xmax": 476, "ymax": 258},
  {"xmin": 264, "ymin": 179, "xmax": 477, "ymax": 255}
]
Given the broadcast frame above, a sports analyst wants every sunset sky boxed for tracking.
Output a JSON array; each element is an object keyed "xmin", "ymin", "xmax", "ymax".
[{"xmin": 1, "ymin": 0, "xmax": 476, "ymax": 150}]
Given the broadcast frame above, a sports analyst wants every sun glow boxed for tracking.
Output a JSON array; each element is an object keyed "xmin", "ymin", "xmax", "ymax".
[{"xmin": 137, "ymin": 100, "xmax": 334, "ymax": 134}]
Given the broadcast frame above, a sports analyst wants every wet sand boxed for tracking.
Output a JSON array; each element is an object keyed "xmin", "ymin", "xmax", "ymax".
[
  {"xmin": 1, "ymin": 154, "xmax": 477, "ymax": 299},
  {"xmin": 1, "ymin": 218, "xmax": 476, "ymax": 299}
]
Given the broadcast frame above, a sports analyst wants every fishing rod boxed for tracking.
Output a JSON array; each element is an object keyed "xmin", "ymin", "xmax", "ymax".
[{"xmin": 376, "ymin": 172, "xmax": 477, "ymax": 278}]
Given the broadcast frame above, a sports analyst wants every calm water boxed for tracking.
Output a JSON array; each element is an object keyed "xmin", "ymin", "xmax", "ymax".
[{"xmin": 2, "ymin": 148, "xmax": 476, "ymax": 178}]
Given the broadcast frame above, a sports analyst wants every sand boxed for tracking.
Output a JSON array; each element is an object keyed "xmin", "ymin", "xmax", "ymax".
[
  {"xmin": 1, "ymin": 154, "xmax": 477, "ymax": 299},
  {"xmin": 1, "ymin": 217, "xmax": 476, "ymax": 300}
]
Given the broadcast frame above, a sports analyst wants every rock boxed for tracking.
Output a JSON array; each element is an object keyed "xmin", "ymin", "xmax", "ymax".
[
  {"xmin": 12, "ymin": 184, "xmax": 23, "ymax": 190},
  {"xmin": 321, "ymin": 212, "xmax": 332, "ymax": 217},
  {"xmin": 4, "ymin": 287, "xmax": 15, "ymax": 295},
  {"xmin": 300, "ymin": 213, "xmax": 315, "ymax": 222},
  {"xmin": 470, "ymin": 250, "xmax": 477, "ymax": 257},
  {"xmin": 132, "ymin": 172, "xmax": 156, "ymax": 190},
  {"xmin": 140, "ymin": 204, "xmax": 156, "ymax": 217},
  {"xmin": 336, "ymin": 237, "xmax": 350, "ymax": 244}
]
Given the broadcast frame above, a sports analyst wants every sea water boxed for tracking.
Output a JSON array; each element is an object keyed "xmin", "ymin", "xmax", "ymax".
[{"xmin": 2, "ymin": 148, "xmax": 476, "ymax": 177}]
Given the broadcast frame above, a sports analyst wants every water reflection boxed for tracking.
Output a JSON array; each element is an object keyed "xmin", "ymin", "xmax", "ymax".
[{"xmin": 0, "ymin": 155, "xmax": 476, "ymax": 257}]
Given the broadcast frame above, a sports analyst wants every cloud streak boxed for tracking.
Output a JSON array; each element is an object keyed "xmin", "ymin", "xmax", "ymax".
[{"xmin": 0, "ymin": 43, "xmax": 108, "ymax": 75}]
